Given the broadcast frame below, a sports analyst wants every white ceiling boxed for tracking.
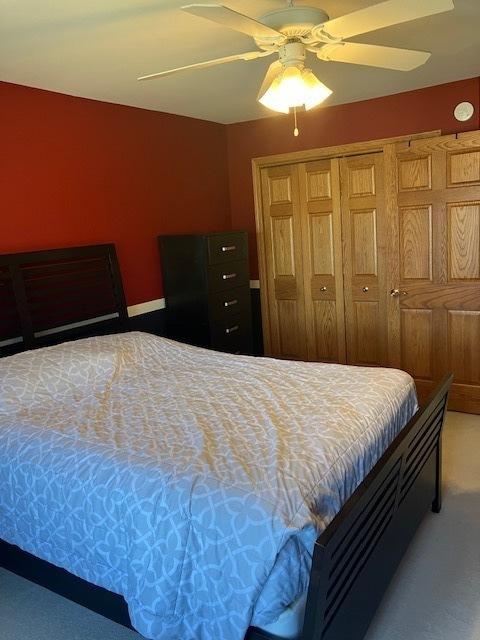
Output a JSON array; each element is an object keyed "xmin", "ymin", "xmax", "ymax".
[{"xmin": 1, "ymin": 0, "xmax": 479, "ymax": 124}]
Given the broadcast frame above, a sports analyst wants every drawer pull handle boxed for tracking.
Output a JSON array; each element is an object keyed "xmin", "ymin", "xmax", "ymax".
[
  {"xmin": 222, "ymin": 273, "xmax": 237, "ymax": 280},
  {"xmin": 221, "ymin": 245, "xmax": 236, "ymax": 252},
  {"xmin": 320, "ymin": 286, "xmax": 327, "ymax": 292},
  {"xmin": 225, "ymin": 325, "xmax": 239, "ymax": 334},
  {"xmin": 362, "ymin": 286, "xmax": 369, "ymax": 292},
  {"xmin": 224, "ymin": 299, "xmax": 238, "ymax": 307}
]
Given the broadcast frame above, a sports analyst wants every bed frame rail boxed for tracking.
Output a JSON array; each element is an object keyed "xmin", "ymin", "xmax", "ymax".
[{"xmin": 301, "ymin": 373, "xmax": 452, "ymax": 640}]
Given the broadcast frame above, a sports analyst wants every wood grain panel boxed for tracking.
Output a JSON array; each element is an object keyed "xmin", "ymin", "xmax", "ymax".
[
  {"xmin": 269, "ymin": 175, "xmax": 292, "ymax": 204},
  {"xmin": 355, "ymin": 301, "xmax": 379, "ymax": 365},
  {"xmin": 408, "ymin": 131, "xmax": 480, "ymax": 153},
  {"xmin": 307, "ymin": 170, "xmax": 331, "ymax": 200},
  {"xmin": 300, "ymin": 159, "xmax": 346, "ymax": 363},
  {"xmin": 274, "ymin": 277, "xmax": 297, "ymax": 300},
  {"xmin": 310, "ymin": 213, "xmax": 334, "ymax": 275},
  {"xmin": 398, "ymin": 156, "xmax": 432, "ymax": 191},
  {"xmin": 448, "ymin": 150, "xmax": 480, "ymax": 186},
  {"xmin": 342, "ymin": 152, "xmax": 386, "ymax": 367},
  {"xmin": 349, "ymin": 164, "xmax": 375, "ymax": 197},
  {"xmin": 278, "ymin": 299, "xmax": 304, "ymax": 359},
  {"xmin": 398, "ymin": 282, "xmax": 480, "ymax": 310},
  {"xmin": 352, "ymin": 210, "xmax": 378, "ymax": 276},
  {"xmin": 311, "ymin": 275, "xmax": 336, "ymax": 300},
  {"xmin": 448, "ymin": 310, "xmax": 480, "ymax": 384},
  {"xmin": 401, "ymin": 309, "xmax": 433, "ymax": 379},
  {"xmin": 448, "ymin": 202, "xmax": 480, "ymax": 280},
  {"xmin": 271, "ymin": 216, "xmax": 295, "ymax": 276},
  {"xmin": 399, "ymin": 206, "xmax": 432, "ymax": 280},
  {"xmin": 313, "ymin": 300, "xmax": 338, "ymax": 362},
  {"xmin": 259, "ymin": 165, "xmax": 308, "ymax": 360}
]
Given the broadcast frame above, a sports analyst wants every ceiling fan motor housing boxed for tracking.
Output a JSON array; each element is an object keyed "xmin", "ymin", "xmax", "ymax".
[{"xmin": 254, "ymin": 5, "xmax": 330, "ymax": 46}]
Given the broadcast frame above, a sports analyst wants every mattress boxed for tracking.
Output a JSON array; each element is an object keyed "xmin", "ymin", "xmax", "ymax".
[{"xmin": 0, "ymin": 332, "xmax": 417, "ymax": 640}]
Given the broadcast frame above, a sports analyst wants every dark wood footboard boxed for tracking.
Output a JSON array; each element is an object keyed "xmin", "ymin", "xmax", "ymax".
[{"xmin": 299, "ymin": 373, "xmax": 452, "ymax": 640}]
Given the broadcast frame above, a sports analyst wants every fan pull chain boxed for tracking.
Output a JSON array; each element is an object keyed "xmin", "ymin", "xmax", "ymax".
[{"xmin": 293, "ymin": 106, "xmax": 299, "ymax": 137}]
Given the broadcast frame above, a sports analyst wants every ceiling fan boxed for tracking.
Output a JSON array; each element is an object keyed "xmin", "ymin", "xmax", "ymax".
[{"xmin": 138, "ymin": 0, "xmax": 454, "ymax": 120}]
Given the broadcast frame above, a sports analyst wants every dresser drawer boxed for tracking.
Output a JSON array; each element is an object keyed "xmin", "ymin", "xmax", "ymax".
[
  {"xmin": 211, "ymin": 311, "xmax": 252, "ymax": 354},
  {"xmin": 208, "ymin": 286, "xmax": 250, "ymax": 323},
  {"xmin": 207, "ymin": 233, "xmax": 248, "ymax": 265},
  {"xmin": 207, "ymin": 260, "xmax": 249, "ymax": 293}
]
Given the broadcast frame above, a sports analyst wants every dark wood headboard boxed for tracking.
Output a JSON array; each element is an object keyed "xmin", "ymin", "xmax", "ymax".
[{"xmin": 0, "ymin": 244, "xmax": 128, "ymax": 357}]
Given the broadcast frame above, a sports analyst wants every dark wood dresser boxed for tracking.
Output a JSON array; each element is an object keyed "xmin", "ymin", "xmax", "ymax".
[{"xmin": 159, "ymin": 232, "xmax": 253, "ymax": 355}]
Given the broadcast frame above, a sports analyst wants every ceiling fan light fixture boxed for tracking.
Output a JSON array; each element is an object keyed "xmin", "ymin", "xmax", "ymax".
[
  {"xmin": 140, "ymin": 0, "xmax": 454, "ymax": 123},
  {"xmin": 258, "ymin": 65, "xmax": 332, "ymax": 114}
]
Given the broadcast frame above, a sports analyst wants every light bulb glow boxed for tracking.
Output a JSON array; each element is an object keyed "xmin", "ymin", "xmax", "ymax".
[
  {"xmin": 258, "ymin": 66, "xmax": 332, "ymax": 114},
  {"xmin": 258, "ymin": 74, "xmax": 289, "ymax": 113}
]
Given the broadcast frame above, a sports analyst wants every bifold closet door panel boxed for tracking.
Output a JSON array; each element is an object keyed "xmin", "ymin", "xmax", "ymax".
[
  {"xmin": 387, "ymin": 131, "xmax": 480, "ymax": 413},
  {"xmin": 260, "ymin": 164, "xmax": 308, "ymax": 360},
  {"xmin": 340, "ymin": 153, "xmax": 388, "ymax": 366},
  {"xmin": 299, "ymin": 159, "xmax": 346, "ymax": 363}
]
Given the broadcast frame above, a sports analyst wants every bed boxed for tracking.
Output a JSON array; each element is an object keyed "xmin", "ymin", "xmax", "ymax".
[{"xmin": 0, "ymin": 244, "xmax": 452, "ymax": 640}]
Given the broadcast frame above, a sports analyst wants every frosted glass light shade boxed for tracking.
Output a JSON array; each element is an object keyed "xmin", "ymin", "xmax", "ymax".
[
  {"xmin": 258, "ymin": 66, "xmax": 332, "ymax": 114},
  {"xmin": 302, "ymin": 69, "xmax": 333, "ymax": 110}
]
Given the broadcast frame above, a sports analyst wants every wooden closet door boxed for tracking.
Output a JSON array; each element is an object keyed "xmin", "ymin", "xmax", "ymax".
[
  {"xmin": 260, "ymin": 164, "xmax": 308, "ymax": 359},
  {"xmin": 340, "ymin": 153, "xmax": 388, "ymax": 366},
  {"xmin": 387, "ymin": 131, "xmax": 480, "ymax": 413},
  {"xmin": 298, "ymin": 159, "xmax": 346, "ymax": 363}
]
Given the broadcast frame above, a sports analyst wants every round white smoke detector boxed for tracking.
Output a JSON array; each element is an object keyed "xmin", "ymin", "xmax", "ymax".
[{"xmin": 454, "ymin": 102, "xmax": 475, "ymax": 122}]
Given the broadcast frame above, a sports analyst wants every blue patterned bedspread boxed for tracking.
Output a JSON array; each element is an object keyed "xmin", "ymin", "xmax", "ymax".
[{"xmin": 0, "ymin": 332, "xmax": 417, "ymax": 639}]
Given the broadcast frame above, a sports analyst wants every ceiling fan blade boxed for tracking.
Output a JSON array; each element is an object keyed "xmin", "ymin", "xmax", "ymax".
[
  {"xmin": 318, "ymin": 0, "xmax": 454, "ymax": 40},
  {"xmin": 138, "ymin": 50, "xmax": 271, "ymax": 81},
  {"xmin": 182, "ymin": 4, "xmax": 284, "ymax": 41},
  {"xmin": 257, "ymin": 60, "xmax": 283, "ymax": 100},
  {"xmin": 316, "ymin": 42, "xmax": 431, "ymax": 70}
]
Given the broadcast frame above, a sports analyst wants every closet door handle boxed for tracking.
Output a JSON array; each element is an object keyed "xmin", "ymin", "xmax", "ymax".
[
  {"xmin": 221, "ymin": 245, "xmax": 236, "ymax": 252},
  {"xmin": 222, "ymin": 273, "xmax": 237, "ymax": 280},
  {"xmin": 224, "ymin": 299, "xmax": 238, "ymax": 307},
  {"xmin": 225, "ymin": 325, "xmax": 239, "ymax": 334}
]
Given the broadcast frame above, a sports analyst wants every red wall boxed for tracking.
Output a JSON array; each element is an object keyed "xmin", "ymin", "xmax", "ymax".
[
  {"xmin": 0, "ymin": 81, "xmax": 230, "ymax": 306},
  {"xmin": 227, "ymin": 77, "xmax": 480, "ymax": 277},
  {"xmin": 2, "ymin": 77, "xmax": 479, "ymax": 303}
]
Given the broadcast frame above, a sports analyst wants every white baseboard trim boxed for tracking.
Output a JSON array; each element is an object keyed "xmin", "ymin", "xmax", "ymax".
[{"xmin": 127, "ymin": 298, "xmax": 165, "ymax": 318}]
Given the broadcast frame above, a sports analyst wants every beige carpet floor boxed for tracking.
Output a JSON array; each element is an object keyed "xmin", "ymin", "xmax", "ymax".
[{"xmin": 1, "ymin": 411, "xmax": 479, "ymax": 640}]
